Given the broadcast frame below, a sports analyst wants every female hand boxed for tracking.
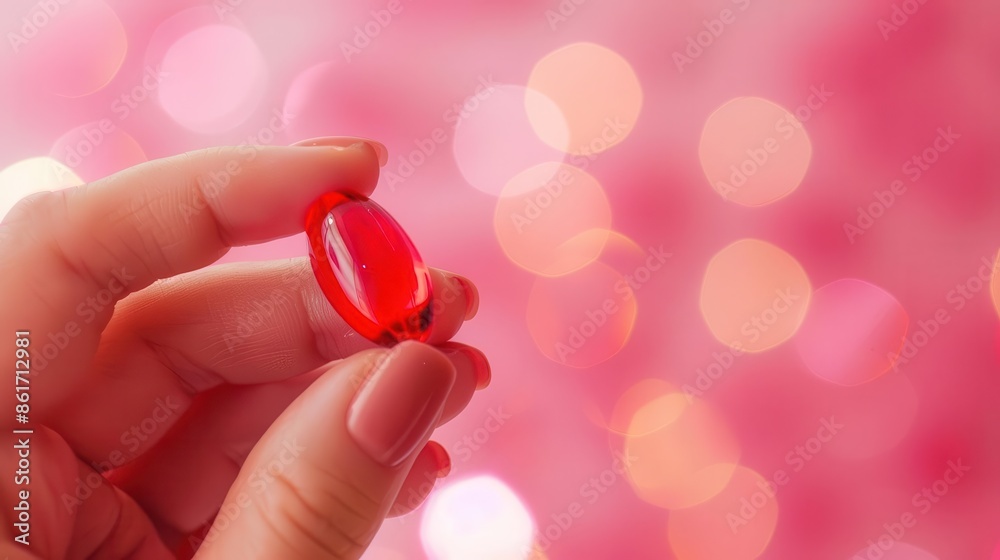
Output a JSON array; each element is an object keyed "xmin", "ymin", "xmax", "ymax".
[{"xmin": 0, "ymin": 137, "xmax": 488, "ymax": 559}]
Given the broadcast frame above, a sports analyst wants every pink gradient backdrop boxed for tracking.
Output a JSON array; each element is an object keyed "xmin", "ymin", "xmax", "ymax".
[{"xmin": 2, "ymin": 0, "xmax": 999, "ymax": 558}]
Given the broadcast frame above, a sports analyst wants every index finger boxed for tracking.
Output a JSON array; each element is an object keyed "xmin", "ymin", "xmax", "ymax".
[{"xmin": 0, "ymin": 138, "xmax": 383, "ymax": 411}]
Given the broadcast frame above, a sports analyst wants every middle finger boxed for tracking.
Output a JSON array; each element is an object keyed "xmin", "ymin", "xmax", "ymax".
[{"xmin": 44, "ymin": 257, "xmax": 482, "ymax": 465}]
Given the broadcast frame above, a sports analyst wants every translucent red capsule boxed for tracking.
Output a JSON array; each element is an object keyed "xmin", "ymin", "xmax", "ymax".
[{"xmin": 306, "ymin": 192, "xmax": 433, "ymax": 345}]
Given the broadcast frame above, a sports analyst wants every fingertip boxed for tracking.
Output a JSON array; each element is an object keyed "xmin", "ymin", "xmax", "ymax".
[
  {"xmin": 425, "ymin": 440, "xmax": 452, "ymax": 478},
  {"xmin": 201, "ymin": 343, "xmax": 450, "ymax": 559},
  {"xmin": 359, "ymin": 139, "xmax": 389, "ymax": 167},
  {"xmin": 347, "ymin": 341, "xmax": 455, "ymax": 467},
  {"xmin": 427, "ymin": 269, "xmax": 481, "ymax": 343},
  {"xmin": 453, "ymin": 274, "xmax": 480, "ymax": 320},
  {"xmin": 390, "ymin": 340, "xmax": 457, "ymax": 382},
  {"xmin": 439, "ymin": 342, "xmax": 490, "ymax": 391},
  {"xmin": 434, "ymin": 342, "xmax": 488, "ymax": 425},
  {"xmin": 387, "ymin": 441, "xmax": 450, "ymax": 518},
  {"xmin": 291, "ymin": 136, "xmax": 388, "ymax": 167}
]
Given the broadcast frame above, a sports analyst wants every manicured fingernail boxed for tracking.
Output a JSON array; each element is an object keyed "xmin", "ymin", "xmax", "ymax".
[
  {"xmin": 292, "ymin": 136, "xmax": 388, "ymax": 166},
  {"xmin": 426, "ymin": 441, "xmax": 452, "ymax": 478},
  {"xmin": 441, "ymin": 344, "xmax": 491, "ymax": 390},
  {"xmin": 347, "ymin": 342, "xmax": 455, "ymax": 467},
  {"xmin": 448, "ymin": 274, "xmax": 479, "ymax": 320}
]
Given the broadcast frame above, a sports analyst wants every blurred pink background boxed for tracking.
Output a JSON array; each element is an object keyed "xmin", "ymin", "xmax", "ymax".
[{"xmin": 2, "ymin": 0, "xmax": 999, "ymax": 558}]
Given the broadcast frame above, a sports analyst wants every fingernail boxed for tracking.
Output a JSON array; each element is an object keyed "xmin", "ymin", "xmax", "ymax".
[
  {"xmin": 292, "ymin": 136, "xmax": 388, "ymax": 167},
  {"xmin": 449, "ymin": 274, "xmax": 479, "ymax": 320},
  {"xmin": 426, "ymin": 441, "xmax": 452, "ymax": 478},
  {"xmin": 441, "ymin": 344, "xmax": 491, "ymax": 390},
  {"xmin": 348, "ymin": 342, "xmax": 455, "ymax": 467}
]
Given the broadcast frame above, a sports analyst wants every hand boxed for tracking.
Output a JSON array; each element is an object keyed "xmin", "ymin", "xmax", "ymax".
[{"xmin": 0, "ymin": 138, "xmax": 488, "ymax": 559}]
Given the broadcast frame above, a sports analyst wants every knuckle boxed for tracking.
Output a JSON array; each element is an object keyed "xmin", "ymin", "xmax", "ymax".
[
  {"xmin": 0, "ymin": 188, "xmax": 75, "ymax": 266},
  {"xmin": 258, "ymin": 464, "xmax": 381, "ymax": 559},
  {"xmin": 3, "ymin": 187, "xmax": 72, "ymax": 231}
]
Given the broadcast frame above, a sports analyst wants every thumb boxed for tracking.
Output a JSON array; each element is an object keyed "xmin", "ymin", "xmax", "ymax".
[{"xmin": 194, "ymin": 341, "xmax": 456, "ymax": 559}]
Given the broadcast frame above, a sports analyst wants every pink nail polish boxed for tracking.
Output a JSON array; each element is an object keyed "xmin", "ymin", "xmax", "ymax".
[
  {"xmin": 468, "ymin": 347, "xmax": 491, "ymax": 390},
  {"xmin": 426, "ymin": 441, "xmax": 452, "ymax": 478},
  {"xmin": 440, "ymin": 343, "xmax": 491, "ymax": 390},
  {"xmin": 347, "ymin": 342, "xmax": 455, "ymax": 467},
  {"xmin": 292, "ymin": 136, "xmax": 388, "ymax": 166},
  {"xmin": 451, "ymin": 274, "xmax": 479, "ymax": 320}
]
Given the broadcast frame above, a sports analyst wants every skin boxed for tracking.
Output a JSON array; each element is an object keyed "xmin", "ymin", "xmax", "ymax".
[{"xmin": 0, "ymin": 139, "xmax": 486, "ymax": 559}]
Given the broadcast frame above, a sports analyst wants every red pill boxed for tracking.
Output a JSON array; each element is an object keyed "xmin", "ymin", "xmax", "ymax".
[{"xmin": 306, "ymin": 192, "xmax": 433, "ymax": 345}]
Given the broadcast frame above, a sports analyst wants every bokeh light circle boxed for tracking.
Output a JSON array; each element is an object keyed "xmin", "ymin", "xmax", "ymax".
[
  {"xmin": 494, "ymin": 163, "xmax": 611, "ymax": 277},
  {"xmin": 49, "ymin": 122, "xmax": 147, "ymax": 182},
  {"xmin": 667, "ymin": 466, "xmax": 779, "ymax": 560},
  {"xmin": 13, "ymin": 0, "xmax": 127, "ymax": 97},
  {"xmin": 699, "ymin": 97, "xmax": 813, "ymax": 207},
  {"xmin": 526, "ymin": 261, "xmax": 637, "ymax": 368},
  {"xmin": 0, "ymin": 157, "xmax": 82, "ymax": 221},
  {"xmin": 796, "ymin": 279, "xmax": 909, "ymax": 386},
  {"xmin": 527, "ymin": 42, "xmax": 643, "ymax": 155},
  {"xmin": 282, "ymin": 61, "xmax": 435, "ymax": 149},
  {"xmin": 421, "ymin": 476, "xmax": 535, "ymax": 560},
  {"xmin": 587, "ymin": 230, "xmax": 660, "ymax": 282},
  {"xmin": 624, "ymin": 384, "xmax": 740, "ymax": 509},
  {"xmin": 453, "ymin": 84, "xmax": 569, "ymax": 197},
  {"xmin": 156, "ymin": 24, "xmax": 267, "ymax": 134},
  {"xmin": 608, "ymin": 378, "xmax": 678, "ymax": 436},
  {"xmin": 699, "ymin": 239, "xmax": 812, "ymax": 353}
]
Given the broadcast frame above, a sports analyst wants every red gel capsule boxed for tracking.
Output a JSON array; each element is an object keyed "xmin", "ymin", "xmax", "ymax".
[{"xmin": 306, "ymin": 192, "xmax": 433, "ymax": 345}]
